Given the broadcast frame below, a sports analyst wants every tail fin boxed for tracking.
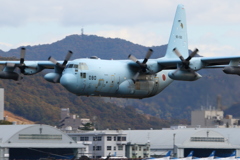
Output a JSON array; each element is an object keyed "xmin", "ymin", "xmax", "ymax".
[
  {"xmin": 230, "ymin": 151, "xmax": 236, "ymax": 157},
  {"xmin": 165, "ymin": 151, "xmax": 172, "ymax": 157},
  {"xmin": 164, "ymin": 4, "xmax": 188, "ymax": 59},
  {"xmin": 187, "ymin": 151, "xmax": 194, "ymax": 157},
  {"xmin": 209, "ymin": 151, "xmax": 215, "ymax": 157}
]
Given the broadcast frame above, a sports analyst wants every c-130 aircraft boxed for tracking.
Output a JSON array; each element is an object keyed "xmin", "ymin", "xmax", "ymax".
[{"xmin": 0, "ymin": 4, "xmax": 239, "ymax": 99}]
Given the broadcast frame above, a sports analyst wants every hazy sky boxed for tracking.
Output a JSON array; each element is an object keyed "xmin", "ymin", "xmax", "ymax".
[{"xmin": 0, "ymin": 0, "xmax": 240, "ymax": 57}]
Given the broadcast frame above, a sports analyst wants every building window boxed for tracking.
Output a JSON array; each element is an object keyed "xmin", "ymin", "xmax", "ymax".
[
  {"xmin": 118, "ymin": 145, "xmax": 123, "ymax": 150},
  {"xmin": 107, "ymin": 136, "xmax": 112, "ymax": 141},
  {"xmin": 122, "ymin": 137, "xmax": 126, "ymax": 141},
  {"xmin": 191, "ymin": 137, "xmax": 224, "ymax": 142},
  {"xmin": 93, "ymin": 146, "xmax": 102, "ymax": 151},
  {"xmin": 117, "ymin": 136, "xmax": 126, "ymax": 141},
  {"xmin": 114, "ymin": 136, "xmax": 116, "ymax": 141},
  {"xmin": 80, "ymin": 136, "xmax": 89, "ymax": 141},
  {"xmin": 107, "ymin": 146, "xmax": 112, "ymax": 150},
  {"xmin": 114, "ymin": 146, "xmax": 116, "ymax": 151},
  {"xmin": 93, "ymin": 136, "xmax": 102, "ymax": 141},
  {"xmin": 139, "ymin": 146, "xmax": 141, "ymax": 151},
  {"xmin": 19, "ymin": 134, "xmax": 62, "ymax": 140}
]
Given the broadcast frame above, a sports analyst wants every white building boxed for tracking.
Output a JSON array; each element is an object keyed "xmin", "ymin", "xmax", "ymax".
[
  {"xmin": 68, "ymin": 130, "xmax": 127, "ymax": 158},
  {"xmin": 0, "ymin": 124, "xmax": 85, "ymax": 160},
  {"xmin": 191, "ymin": 110, "xmax": 240, "ymax": 128},
  {"xmin": 123, "ymin": 128, "xmax": 240, "ymax": 158},
  {"xmin": 66, "ymin": 128, "xmax": 240, "ymax": 158}
]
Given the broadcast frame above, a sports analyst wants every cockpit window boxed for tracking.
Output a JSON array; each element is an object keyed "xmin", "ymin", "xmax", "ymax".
[
  {"xmin": 79, "ymin": 63, "xmax": 89, "ymax": 70},
  {"xmin": 73, "ymin": 64, "xmax": 78, "ymax": 68},
  {"xmin": 67, "ymin": 64, "xmax": 74, "ymax": 68}
]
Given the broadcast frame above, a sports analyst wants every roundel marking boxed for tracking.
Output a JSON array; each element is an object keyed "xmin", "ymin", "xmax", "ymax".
[{"xmin": 162, "ymin": 74, "xmax": 166, "ymax": 81}]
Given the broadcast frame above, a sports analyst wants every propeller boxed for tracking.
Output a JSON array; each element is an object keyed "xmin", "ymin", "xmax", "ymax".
[
  {"xmin": 173, "ymin": 48, "xmax": 198, "ymax": 70},
  {"xmin": 48, "ymin": 51, "xmax": 73, "ymax": 83},
  {"xmin": 18, "ymin": 47, "xmax": 26, "ymax": 74},
  {"xmin": 172, "ymin": 48, "xmax": 198, "ymax": 75},
  {"xmin": 128, "ymin": 48, "xmax": 153, "ymax": 83},
  {"xmin": 48, "ymin": 50, "xmax": 73, "ymax": 69}
]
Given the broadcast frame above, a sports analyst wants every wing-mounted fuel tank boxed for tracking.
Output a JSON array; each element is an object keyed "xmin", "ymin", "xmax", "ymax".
[
  {"xmin": 168, "ymin": 70, "xmax": 202, "ymax": 81},
  {"xmin": 223, "ymin": 66, "xmax": 240, "ymax": 75}
]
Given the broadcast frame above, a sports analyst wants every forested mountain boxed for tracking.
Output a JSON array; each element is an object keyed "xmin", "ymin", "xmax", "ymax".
[
  {"xmin": 1, "ymin": 34, "xmax": 167, "ymax": 60},
  {"xmin": 0, "ymin": 34, "xmax": 240, "ymax": 128}
]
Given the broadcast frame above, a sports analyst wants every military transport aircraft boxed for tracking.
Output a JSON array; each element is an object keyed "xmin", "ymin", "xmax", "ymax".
[{"xmin": 0, "ymin": 4, "xmax": 239, "ymax": 99}]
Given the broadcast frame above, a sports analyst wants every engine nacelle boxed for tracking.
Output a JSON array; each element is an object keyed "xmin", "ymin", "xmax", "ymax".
[
  {"xmin": 0, "ymin": 71, "xmax": 19, "ymax": 80},
  {"xmin": 223, "ymin": 66, "xmax": 240, "ymax": 75},
  {"xmin": 117, "ymin": 79, "xmax": 135, "ymax": 95},
  {"xmin": 44, "ymin": 73, "xmax": 61, "ymax": 83},
  {"xmin": 168, "ymin": 70, "xmax": 202, "ymax": 81},
  {"xmin": 23, "ymin": 62, "xmax": 44, "ymax": 75}
]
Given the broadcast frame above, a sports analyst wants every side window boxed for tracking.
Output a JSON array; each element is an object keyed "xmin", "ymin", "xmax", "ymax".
[{"xmin": 80, "ymin": 73, "xmax": 86, "ymax": 78}]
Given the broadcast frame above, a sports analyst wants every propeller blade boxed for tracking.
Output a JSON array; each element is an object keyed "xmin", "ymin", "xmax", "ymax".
[
  {"xmin": 15, "ymin": 68, "xmax": 23, "ymax": 84},
  {"xmin": 186, "ymin": 48, "xmax": 199, "ymax": 61},
  {"xmin": 128, "ymin": 54, "xmax": 138, "ymax": 62},
  {"xmin": 62, "ymin": 50, "xmax": 73, "ymax": 66},
  {"xmin": 48, "ymin": 56, "xmax": 59, "ymax": 65},
  {"xmin": 20, "ymin": 47, "xmax": 26, "ymax": 64},
  {"xmin": 173, "ymin": 48, "xmax": 185, "ymax": 62},
  {"xmin": 142, "ymin": 49, "xmax": 153, "ymax": 64},
  {"xmin": 132, "ymin": 72, "xmax": 140, "ymax": 83}
]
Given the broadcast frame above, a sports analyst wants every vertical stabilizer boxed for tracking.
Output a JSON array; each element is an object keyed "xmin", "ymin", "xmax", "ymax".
[
  {"xmin": 164, "ymin": 151, "xmax": 172, "ymax": 157},
  {"xmin": 164, "ymin": 4, "xmax": 188, "ymax": 59}
]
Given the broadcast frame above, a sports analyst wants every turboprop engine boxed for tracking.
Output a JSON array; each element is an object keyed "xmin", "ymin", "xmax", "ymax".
[
  {"xmin": 44, "ymin": 51, "xmax": 73, "ymax": 83},
  {"xmin": 168, "ymin": 70, "xmax": 202, "ymax": 81},
  {"xmin": 44, "ymin": 72, "xmax": 61, "ymax": 83},
  {"xmin": 170, "ymin": 48, "xmax": 201, "ymax": 81},
  {"xmin": 0, "ymin": 71, "xmax": 19, "ymax": 80},
  {"xmin": 223, "ymin": 66, "xmax": 240, "ymax": 75},
  {"xmin": 0, "ymin": 48, "xmax": 43, "ymax": 81}
]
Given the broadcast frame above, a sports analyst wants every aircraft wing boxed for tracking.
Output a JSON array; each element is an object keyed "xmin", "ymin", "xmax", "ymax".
[
  {"xmin": 0, "ymin": 61, "xmax": 64, "ymax": 69},
  {"xmin": 157, "ymin": 56, "xmax": 240, "ymax": 70},
  {"xmin": 201, "ymin": 56, "xmax": 240, "ymax": 67}
]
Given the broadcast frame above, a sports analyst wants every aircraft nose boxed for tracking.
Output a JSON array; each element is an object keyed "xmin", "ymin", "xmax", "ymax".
[{"xmin": 60, "ymin": 74, "xmax": 77, "ymax": 93}]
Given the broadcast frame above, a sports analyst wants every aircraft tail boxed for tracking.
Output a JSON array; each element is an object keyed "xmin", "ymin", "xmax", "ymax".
[
  {"xmin": 164, "ymin": 4, "xmax": 188, "ymax": 59},
  {"xmin": 209, "ymin": 151, "xmax": 215, "ymax": 158},
  {"xmin": 187, "ymin": 151, "xmax": 194, "ymax": 157},
  {"xmin": 229, "ymin": 151, "xmax": 236, "ymax": 157},
  {"xmin": 165, "ymin": 151, "xmax": 172, "ymax": 157}
]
